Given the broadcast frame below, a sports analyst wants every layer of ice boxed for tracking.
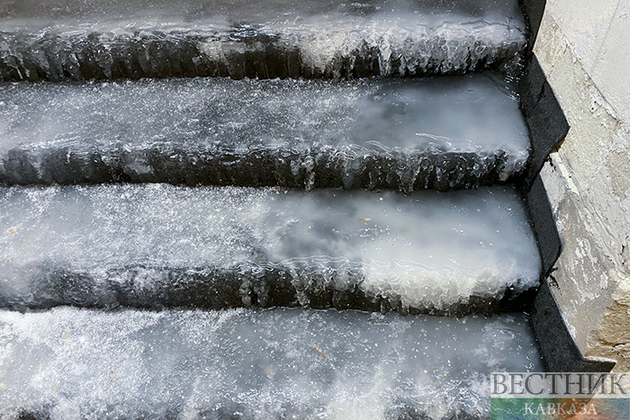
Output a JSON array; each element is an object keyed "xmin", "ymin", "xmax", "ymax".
[
  {"xmin": 0, "ymin": 184, "xmax": 541, "ymax": 313},
  {"xmin": 0, "ymin": 0, "xmax": 530, "ymax": 23},
  {"xmin": 0, "ymin": 0, "xmax": 526, "ymax": 81},
  {"xmin": 0, "ymin": 307, "xmax": 543, "ymax": 419},
  {"xmin": 0, "ymin": 75, "xmax": 530, "ymax": 191}
]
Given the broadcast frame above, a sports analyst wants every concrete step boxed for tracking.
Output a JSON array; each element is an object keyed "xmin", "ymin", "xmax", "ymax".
[
  {"xmin": 0, "ymin": 307, "xmax": 542, "ymax": 419},
  {"xmin": 0, "ymin": 0, "xmax": 526, "ymax": 81},
  {"xmin": 0, "ymin": 184, "xmax": 540, "ymax": 314},
  {"xmin": 0, "ymin": 73, "xmax": 530, "ymax": 191}
]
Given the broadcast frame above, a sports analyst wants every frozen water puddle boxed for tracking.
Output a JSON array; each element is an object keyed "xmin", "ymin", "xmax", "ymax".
[
  {"xmin": 0, "ymin": 74, "xmax": 530, "ymax": 191},
  {"xmin": 0, "ymin": 185, "xmax": 541, "ymax": 313},
  {"xmin": 0, "ymin": 0, "xmax": 526, "ymax": 81},
  {"xmin": 0, "ymin": 307, "xmax": 542, "ymax": 420}
]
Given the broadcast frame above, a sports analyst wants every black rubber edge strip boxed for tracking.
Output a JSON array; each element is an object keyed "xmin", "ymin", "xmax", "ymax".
[
  {"xmin": 519, "ymin": 0, "xmax": 546, "ymax": 54},
  {"xmin": 519, "ymin": 54, "xmax": 569, "ymax": 191},
  {"xmin": 532, "ymin": 281, "xmax": 616, "ymax": 372},
  {"xmin": 525, "ymin": 175, "xmax": 615, "ymax": 372}
]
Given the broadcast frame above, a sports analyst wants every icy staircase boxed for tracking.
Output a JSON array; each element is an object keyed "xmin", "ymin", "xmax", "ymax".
[{"xmin": 0, "ymin": 1, "xmax": 545, "ymax": 419}]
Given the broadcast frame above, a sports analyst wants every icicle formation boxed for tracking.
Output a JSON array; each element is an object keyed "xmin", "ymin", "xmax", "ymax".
[
  {"xmin": 0, "ymin": 185, "xmax": 541, "ymax": 314},
  {"xmin": 0, "ymin": 307, "xmax": 543, "ymax": 419},
  {"xmin": 0, "ymin": 75, "xmax": 530, "ymax": 191},
  {"xmin": 0, "ymin": 23, "xmax": 525, "ymax": 81},
  {"xmin": 0, "ymin": 0, "xmax": 526, "ymax": 81}
]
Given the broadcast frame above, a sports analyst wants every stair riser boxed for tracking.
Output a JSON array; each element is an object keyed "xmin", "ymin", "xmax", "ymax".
[
  {"xmin": 0, "ymin": 263, "xmax": 537, "ymax": 316},
  {"xmin": 0, "ymin": 20, "xmax": 525, "ymax": 81},
  {"xmin": 0, "ymin": 148, "xmax": 523, "ymax": 192}
]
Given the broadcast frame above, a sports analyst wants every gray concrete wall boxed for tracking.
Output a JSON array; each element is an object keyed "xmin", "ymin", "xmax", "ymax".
[{"xmin": 534, "ymin": 0, "xmax": 630, "ymax": 370}]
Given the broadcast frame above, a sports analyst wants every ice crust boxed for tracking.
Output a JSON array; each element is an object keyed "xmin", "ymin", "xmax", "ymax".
[
  {"xmin": 0, "ymin": 0, "xmax": 526, "ymax": 81},
  {"xmin": 0, "ymin": 75, "xmax": 530, "ymax": 191},
  {"xmin": 0, "ymin": 184, "xmax": 541, "ymax": 313},
  {"xmin": 0, "ymin": 307, "xmax": 543, "ymax": 419}
]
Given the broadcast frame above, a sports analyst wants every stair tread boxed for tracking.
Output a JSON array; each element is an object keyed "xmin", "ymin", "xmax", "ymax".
[
  {"xmin": 0, "ymin": 74, "xmax": 530, "ymax": 190},
  {"xmin": 0, "ymin": 0, "xmax": 526, "ymax": 81},
  {"xmin": 0, "ymin": 0, "xmax": 527, "ymax": 24},
  {"xmin": 0, "ymin": 184, "xmax": 541, "ymax": 313},
  {"xmin": 0, "ymin": 306, "xmax": 542, "ymax": 419}
]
